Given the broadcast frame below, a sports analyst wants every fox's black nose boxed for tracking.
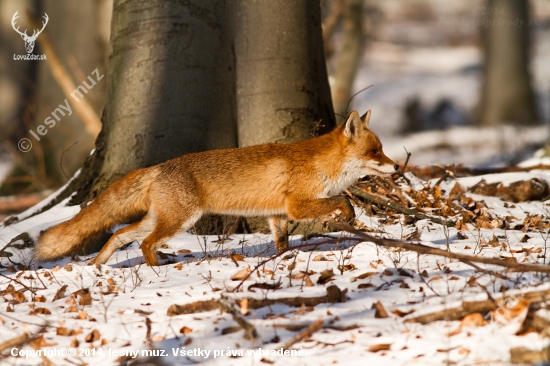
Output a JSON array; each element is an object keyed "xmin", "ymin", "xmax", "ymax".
[{"xmin": 394, "ymin": 164, "xmax": 399, "ymax": 171}]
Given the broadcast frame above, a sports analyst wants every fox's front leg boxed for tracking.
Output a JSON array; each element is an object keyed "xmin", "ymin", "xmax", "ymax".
[
  {"xmin": 285, "ymin": 195, "xmax": 355, "ymax": 223},
  {"xmin": 268, "ymin": 216, "xmax": 289, "ymax": 253}
]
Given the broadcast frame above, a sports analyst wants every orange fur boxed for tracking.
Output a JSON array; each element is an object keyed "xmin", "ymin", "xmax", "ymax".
[{"xmin": 34, "ymin": 110, "xmax": 396, "ymax": 266}]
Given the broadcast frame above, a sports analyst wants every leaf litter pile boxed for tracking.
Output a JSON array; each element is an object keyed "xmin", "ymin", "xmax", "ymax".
[{"xmin": 0, "ymin": 167, "xmax": 550, "ymax": 365}]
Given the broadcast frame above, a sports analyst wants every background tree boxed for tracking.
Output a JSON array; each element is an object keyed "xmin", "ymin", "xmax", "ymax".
[
  {"xmin": 0, "ymin": 0, "xmax": 109, "ymax": 195},
  {"xmin": 328, "ymin": 0, "xmax": 364, "ymax": 118},
  {"xmin": 478, "ymin": 0, "xmax": 539, "ymax": 126}
]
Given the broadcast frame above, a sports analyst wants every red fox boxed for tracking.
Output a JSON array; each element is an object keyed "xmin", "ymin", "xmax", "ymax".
[{"xmin": 35, "ymin": 110, "xmax": 397, "ymax": 266}]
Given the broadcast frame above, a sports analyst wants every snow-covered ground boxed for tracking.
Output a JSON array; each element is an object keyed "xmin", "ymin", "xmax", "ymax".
[{"xmin": 0, "ymin": 164, "xmax": 549, "ymax": 365}]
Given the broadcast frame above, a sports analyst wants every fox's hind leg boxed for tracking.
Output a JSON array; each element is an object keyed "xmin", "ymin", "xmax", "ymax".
[
  {"xmin": 269, "ymin": 215, "xmax": 289, "ymax": 253},
  {"xmin": 141, "ymin": 211, "xmax": 202, "ymax": 266},
  {"xmin": 90, "ymin": 209, "xmax": 158, "ymax": 265}
]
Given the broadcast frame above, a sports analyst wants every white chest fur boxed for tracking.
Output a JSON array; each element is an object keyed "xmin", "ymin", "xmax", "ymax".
[{"xmin": 319, "ymin": 158, "xmax": 366, "ymax": 197}]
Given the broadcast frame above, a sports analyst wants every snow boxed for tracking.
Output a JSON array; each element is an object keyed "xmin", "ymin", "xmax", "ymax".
[{"xmin": 1, "ymin": 164, "xmax": 550, "ymax": 365}]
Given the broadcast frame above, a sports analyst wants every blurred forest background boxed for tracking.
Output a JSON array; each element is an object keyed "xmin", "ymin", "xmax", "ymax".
[{"xmin": 0, "ymin": 0, "xmax": 549, "ymax": 221}]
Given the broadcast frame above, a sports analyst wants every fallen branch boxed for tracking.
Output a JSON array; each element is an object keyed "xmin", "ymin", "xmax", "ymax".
[
  {"xmin": 217, "ymin": 299, "xmax": 258, "ymax": 340},
  {"xmin": 281, "ymin": 319, "xmax": 323, "ymax": 350},
  {"xmin": 404, "ymin": 287, "xmax": 550, "ymax": 325},
  {"xmin": 167, "ymin": 285, "xmax": 345, "ymax": 316},
  {"xmin": 330, "ymin": 223, "xmax": 550, "ymax": 274},
  {"xmin": 348, "ymin": 187, "xmax": 456, "ymax": 227},
  {"xmin": 28, "ymin": 11, "xmax": 101, "ymax": 137},
  {"xmin": 411, "ymin": 164, "xmax": 550, "ymax": 180},
  {"xmin": 0, "ymin": 325, "xmax": 47, "ymax": 354}
]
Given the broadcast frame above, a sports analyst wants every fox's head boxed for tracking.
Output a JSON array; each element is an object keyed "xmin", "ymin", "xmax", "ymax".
[{"xmin": 339, "ymin": 110, "xmax": 398, "ymax": 178}]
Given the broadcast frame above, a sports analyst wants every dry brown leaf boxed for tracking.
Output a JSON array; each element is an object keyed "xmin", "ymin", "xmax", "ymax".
[
  {"xmin": 351, "ymin": 272, "xmax": 377, "ymax": 282},
  {"xmin": 33, "ymin": 295, "xmax": 46, "ymax": 303},
  {"xmin": 57, "ymin": 328, "xmax": 72, "ymax": 336},
  {"xmin": 29, "ymin": 307, "xmax": 51, "ymax": 315},
  {"xmin": 180, "ymin": 326, "xmax": 193, "ymax": 334},
  {"xmin": 391, "ymin": 308, "xmax": 415, "ymax": 317},
  {"xmin": 231, "ymin": 266, "xmax": 251, "ymax": 281},
  {"xmin": 428, "ymin": 275, "xmax": 443, "ymax": 283},
  {"xmin": 85, "ymin": 329, "xmax": 100, "ymax": 343},
  {"xmin": 373, "ymin": 301, "xmax": 389, "ymax": 319},
  {"xmin": 240, "ymin": 298, "xmax": 249, "ymax": 315},
  {"xmin": 70, "ymin": 337, "xmax": 79, "ymax": 348},
  {"xmin": 317, "ymin": 269, "xmax": 335, "ymax": 285},
  {"xmin": 174, "ymin": 263, "xmax": 183, "ymax": 270},
  {"xmin": 368, "ymin": 343, "xmax": 391, "ymax": 352}
]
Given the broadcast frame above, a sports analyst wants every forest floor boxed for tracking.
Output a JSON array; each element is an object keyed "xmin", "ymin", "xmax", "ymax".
[{"xmin": 0, "ymin": 159, "xmax": 549, "ymax": 365}]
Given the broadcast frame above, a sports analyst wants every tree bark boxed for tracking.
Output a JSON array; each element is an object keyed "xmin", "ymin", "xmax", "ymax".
[
  {"xmin": 59, "ymin": 0, "xmax": 335, "ymax": 208},
  {"xmin": 233, "ymin": 0, "xmax": 335, "ymax": 146},
  {"xmin": 478, "ymin": 0, "xmax": 538, "ymax": 126},
  {"xmin": 69, "ymin": 0, "xmax": 239, "ymax": 203}
]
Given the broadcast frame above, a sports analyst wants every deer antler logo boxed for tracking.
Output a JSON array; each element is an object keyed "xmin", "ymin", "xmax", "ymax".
[{"xmin": 11, "ymin": 11, "xmax": 49, "ymax": 54}]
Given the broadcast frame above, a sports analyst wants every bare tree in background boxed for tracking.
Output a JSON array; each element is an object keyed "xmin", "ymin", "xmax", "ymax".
[
  {"xmin": 479, "ymin": 0, "xmax": 538, "ymax": 126},
  {"xmin": 50, "ymin": 0, "xmax": 335, "ymax": 211},
  {"xmin": 329, "ymin": 0, "xmax": 364, "ymax": 119},
  {"xmin": 0, "ymin": 0, "xmax": 110, "ymax": 195}
]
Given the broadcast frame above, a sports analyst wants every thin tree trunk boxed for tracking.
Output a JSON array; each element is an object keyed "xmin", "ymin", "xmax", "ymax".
[
  {"xmin": 478, "ymin": 0, "xmax": 538, "ymax": 126},
  {"xmin": 34, "ymin": 0, "xmax": 110, "ymax": 183},
  {"xmin": 331, "ymin": 0, "xmax": 364, "ymax": 119}
]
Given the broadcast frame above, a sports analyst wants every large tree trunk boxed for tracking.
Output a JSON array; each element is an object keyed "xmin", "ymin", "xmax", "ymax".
[
  {"xmin": 233, "ymin": 0, "xmax": 335, "ymax": 146},
  {"xmin": 69, "ymin": 0, "xmax": 238, "ymax": 203},
  {"xmin": 57, "ymin": 0, "xmax": 334, "ymax": 211},
  {"xmin": 478, "ymin": 0, "xmax": 538, "ymax": 126}
]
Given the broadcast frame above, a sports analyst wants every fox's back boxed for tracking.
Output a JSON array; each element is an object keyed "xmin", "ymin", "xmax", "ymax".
[{"xmin": 154, "ymin": 137, "xmax": 336, "ymax": 215}]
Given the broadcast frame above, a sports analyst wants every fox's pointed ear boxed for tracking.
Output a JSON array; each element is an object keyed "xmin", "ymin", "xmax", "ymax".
[
  {"xmin": 360, "ymin": 110, "xmax": 371, "ymax": 128},
  {"xmin": 343, "ymin": 111, "xmax": 363, "ymax": 138}
]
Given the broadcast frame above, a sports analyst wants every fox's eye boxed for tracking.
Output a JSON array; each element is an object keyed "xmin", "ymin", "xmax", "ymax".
[{"xmin": 370, "ymin": 149, "xmax": 378, "ymax": 155}]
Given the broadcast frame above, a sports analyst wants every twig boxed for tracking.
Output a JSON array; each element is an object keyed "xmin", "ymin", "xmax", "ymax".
[
  {"xmin": 398, "ymin": 147, "xmax": 412, "ymax": 185},
  {"xmin": 330, "ymin": 223, "xmax": 550, "ymax": 274},
  {"xmin": 461, "ymin": 260, "xmax": 510, "ymax": 281},
  {"xmin": 343, "ymin": 85, "xmax": 373, "ymax": 119},
  {"xmin": 0, "ymin": 272, "xmax": 44, "ymax": 294},
  {"xmin": 349, "ymin": 187, "xmax": 455, "ymax": 227},
  {"xmin": 217, "ymin": 299, "xmax": 258, "ymax": 340},
  {"xmin": 0, "ymin": 324, "xmax": 47, "ymax": 354},
  {"xmin": 281, "ymin": 319, "xmax": 323, "ymax": 350},
  {"xmin": 230, "ymin": 239, "xmax": 350, "ymax": 292},
  {"xmin": 60, "ymin": 141, "xmax": 79, "ymax": 180}
]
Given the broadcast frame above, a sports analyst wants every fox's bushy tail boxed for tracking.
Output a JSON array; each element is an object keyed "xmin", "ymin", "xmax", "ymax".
[{"xmin": 34, "ymin": 168, "xmax": 157, "ymax": 262}]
